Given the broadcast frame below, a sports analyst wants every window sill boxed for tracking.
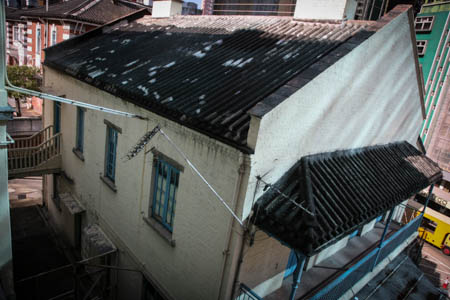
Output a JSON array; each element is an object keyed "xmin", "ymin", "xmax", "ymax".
[
  {"xmin": 72, "ymin": 148, "xmax": 85, "ymax": 162},
  {"xmin": 100, "ymin": 175, "xmax": 117, "ymax": 193},
  {"xmin": 143, "ymin": 216, "xmax": 176, "ymax": 247}
]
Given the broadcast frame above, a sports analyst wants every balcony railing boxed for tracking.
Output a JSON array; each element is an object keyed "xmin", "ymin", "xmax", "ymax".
[
  {"xmin": 309, "ymin": 215, "xmax": 423, "ymax": 300},
  {"xmin": 237, "ymin": 283, "xmax": 263, "ymax": 300}
]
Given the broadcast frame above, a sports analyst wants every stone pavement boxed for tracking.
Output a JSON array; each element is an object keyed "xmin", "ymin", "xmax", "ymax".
[{"xmin": 8, "ymin": 177, "xmax": 42, "ymax": 208}]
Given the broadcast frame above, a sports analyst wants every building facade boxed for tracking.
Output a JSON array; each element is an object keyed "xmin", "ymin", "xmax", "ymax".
[
  {"xmin": 415, "ymin": 1, "xmax": 450, "ymax": 214},
  {"xmin": 33, "ymin": 2, "xmax": 438, "ymax": 300},
  {"xmin": 5, "ymin": 0, "xmax": 145, "ymax": 69}
]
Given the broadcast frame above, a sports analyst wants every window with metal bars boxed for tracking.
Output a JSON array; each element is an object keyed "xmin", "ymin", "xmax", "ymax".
[
  {"xmin": 415, "ymin": 16, "xmax": 434, "ymax": 32},
  {"xmin": 105, "ymin": 125, "xmax": 118, "ymax": 182},
  {"xmin": 417, "ymin": 40, "xmax": 428, "ymax": 56},
  {"xmin": 151, "ymin": 157, "xmax": 180, "ymax": 232},
  {"xmin": 75, "ymin": 107, "xmax": 84, "ymax": 153}
]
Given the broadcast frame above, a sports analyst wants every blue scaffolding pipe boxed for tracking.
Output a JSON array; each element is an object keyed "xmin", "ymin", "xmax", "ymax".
[
  {"xmin": 371, "ymin": 208, "xmax": 395, "ymax": 270},
  {"xmin": 289, "ymin": 252, "xmax": 306, "ymax": 300}
]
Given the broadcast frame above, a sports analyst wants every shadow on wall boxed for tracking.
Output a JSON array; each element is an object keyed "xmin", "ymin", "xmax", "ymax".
[{"xmin": 0, "ymin": 260, "xmax": 14, "ymax": 300}]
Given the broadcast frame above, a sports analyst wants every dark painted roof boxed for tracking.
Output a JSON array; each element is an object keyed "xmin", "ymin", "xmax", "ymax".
[
  {"xmin": 19, "ymin": 0, "xmax": 145, "ymax": 24},
  {"xmin": 5, "ymin": 7, "xmax": 24, "ymax": 21},
  {"xmin": 43, "ymin": 14, "xmax": 380, "ymax": 151},
  {"xmin": 252, "ymin": 142, "xmax": 442, "ymax": 256}
]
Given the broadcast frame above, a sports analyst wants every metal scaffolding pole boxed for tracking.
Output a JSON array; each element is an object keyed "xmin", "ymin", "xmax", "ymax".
[{"xmin": 0, "ymin": 1, "xmax": 15, "ymax": 299}]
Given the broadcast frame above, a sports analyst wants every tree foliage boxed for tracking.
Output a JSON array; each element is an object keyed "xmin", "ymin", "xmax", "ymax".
[{"xmin": 7, "ymin": 65, "xmax": 41, "ymax": 99}]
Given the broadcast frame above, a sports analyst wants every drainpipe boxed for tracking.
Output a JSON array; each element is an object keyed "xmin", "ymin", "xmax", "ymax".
[
  {"xmin": 229, "ymin": 225, "xmax": 248, "ymax": 300},
  {"xmin": 371, "ymin": 207, "xmax": 395, "ymax": 270},
  {"xmin": 217, "ymin": 152, "xmax": 248, "ymax": 300},
  {"xmin": 289, "ymin": 252, "xmax": 306, "ymax": 300},
  {"xmin": 0, "ymin": 2, "xmax": 16, "ymax": 299}
]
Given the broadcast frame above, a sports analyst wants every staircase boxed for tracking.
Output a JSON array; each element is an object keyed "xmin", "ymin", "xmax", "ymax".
[{"xmin": 8, "ymin": 125, "xmax": 62, "ymax": 179}]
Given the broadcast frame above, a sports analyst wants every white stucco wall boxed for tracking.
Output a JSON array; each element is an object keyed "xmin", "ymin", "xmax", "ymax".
[
  {"xmin": 237, "ymin": 10, "xmax": 422, "ymax": 296},
  {"xmin": 152, "ymin": 1, "xmax": 183, "ymax": 18},
  {"xmin": 243, "ymin": 10, "xmax": 423, "ymax": 220},
  {"xmin": 294, "ymin": 0, "xmax": 351, "ymax": 20},
  {"xmin": 43, "ymin": 67, "xmax": 245, "ymax": 300}
]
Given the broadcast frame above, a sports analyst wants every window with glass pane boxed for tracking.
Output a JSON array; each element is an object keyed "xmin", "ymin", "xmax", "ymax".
[
  {"xmin": 76, "ymin": 108, "xmax": 84, "ymax": 152},
  {"xmin": 152, "ymin": 158, "xmax": 180, "ymax": 231},
  {"xmin": 54, "ymin": 102, "xmax": 60, "ymax": 133},
  {"xmin": 13, "ymin": 26, "xmax": 18, "ymax": 41},
  {"xmin": 36, "ymin": 27, "xmax": 41, "ymax": 53},
  {"xmin": 415, "ymin": 16, "xmax": 434, "ymax": 33},
  {"xmin": 51, "ymin": 28, "xmax": 57, "ymax": 46},
  {"xmin": 105, "ymin": 126, "xmax": 118, "ymax": 182},
  {"xmin": 417, "ymin": 40, "xmax": 428, "ymax": 56}
]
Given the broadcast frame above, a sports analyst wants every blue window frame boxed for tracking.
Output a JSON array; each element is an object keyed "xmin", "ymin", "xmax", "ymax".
[
  {"xmin": 105, "ymin": 126, "xmax": 118, "ymax": 182},
  {"xmin": 151, "ymin": 158, "xmax": 180, "ymax": 232},
  {"xmin": 75, "ymin": 108, "xmax": 84, "ymax": 152},
  {"xmin": 54, "ymin": 102, "xmax": 60, "ymax": 134}
]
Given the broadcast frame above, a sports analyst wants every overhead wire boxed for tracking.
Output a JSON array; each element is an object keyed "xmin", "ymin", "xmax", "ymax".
[
  {"xmin": 256, "ymin": 176, "xmax": 315, "ymax": 217},
  {"xmin": 0, "ymin": 2, "xmax": 244, "ymax": 228},
  {"xmin": 158, "ymin": 128, "xmax": 244, "ymax": 226}
]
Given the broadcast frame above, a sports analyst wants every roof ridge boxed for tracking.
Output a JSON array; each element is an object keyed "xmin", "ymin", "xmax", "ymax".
[{"xmin": 68, "ymin": 0, "xmax": 100, "ymax": 16}]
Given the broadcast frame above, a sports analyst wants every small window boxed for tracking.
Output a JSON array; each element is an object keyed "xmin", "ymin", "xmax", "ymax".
[
  {"xmin": 417, "ymin": 40, "xmax": 428, "ymax": 56},
  {"xmin": 75, "ymin": 107, "xmax": 84, "ymax": 153},
  {"xmin": 150, "ymin": 156, "xmax": 180, "ymax": 232},
  {"xmin": 415, "ymin": 16, "xmax": 434, "ymax": 33},
  {"xmin": 422, "ymin": 217, "xmax": 437, "ymax": 233},
  {"xmin": 54, "ymin": 102, "xmax": 61, "ymax": 134},
  {"xmin": 105, "ymin": 125, "xmax": 118, "ymax": 182},
  {"xmin": 51, "ymin": 28, "xmax": 57, "ymax": 46},
  {"xmin": 13, "ymin": 26, "xmax": 19, "ymax": 41},
  {"xmin": 36, "ymin": 27, "xmax": 41, "ymax": 53}
]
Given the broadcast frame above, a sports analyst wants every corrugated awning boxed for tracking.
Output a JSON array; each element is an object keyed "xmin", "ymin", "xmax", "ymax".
[{"xmin": 252, "ymin": 141, "xmax": 442, "ymax": 256}]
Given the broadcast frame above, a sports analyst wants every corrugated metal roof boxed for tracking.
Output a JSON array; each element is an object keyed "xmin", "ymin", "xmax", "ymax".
[
  {"xmin": 44, "ymin": 15, "xmax": 373, "ymax": 150},
  {"xmin": 252, "ymin": 141, "xmax": 442, "ymax": 256}
]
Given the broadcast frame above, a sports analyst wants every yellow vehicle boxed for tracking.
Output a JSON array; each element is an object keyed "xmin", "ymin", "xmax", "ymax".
[{"xmin": 409, "ymin": 200, "xmax": 450, "ymax": 255}]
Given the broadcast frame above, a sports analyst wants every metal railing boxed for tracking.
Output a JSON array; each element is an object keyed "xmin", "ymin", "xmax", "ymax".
[
  {"xmin": 237, "ymin": 283, "xmax": 263, "ymax": 300},
  {"xmin": 309, "ymin": 215, "xmax": 423, "ymax": 300},
  {"xmin": 8, "ymin": 132, "xmax": 61, "ymax": 170},
  {"xmin": 8, "ymin": 125, "xmax": 53, "ymax": 149}
]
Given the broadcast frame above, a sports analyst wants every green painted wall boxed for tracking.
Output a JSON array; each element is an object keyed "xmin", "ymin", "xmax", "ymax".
[
  {"xmin": 417, "ymin": 11, "xmax": 447, "ymax": 83},
  {"xmin": 416, "ymin": 8, "xmax": 450, "ymax": 143}
]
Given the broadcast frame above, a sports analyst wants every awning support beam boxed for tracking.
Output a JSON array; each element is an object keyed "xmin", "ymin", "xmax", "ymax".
[
  {"xmin": 289, "ymin": 252, "xmax": 306, "ymax": 300},
  {"xmin": 371, "ymin": 207, "xmax": 395, "ymax": 271}
]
